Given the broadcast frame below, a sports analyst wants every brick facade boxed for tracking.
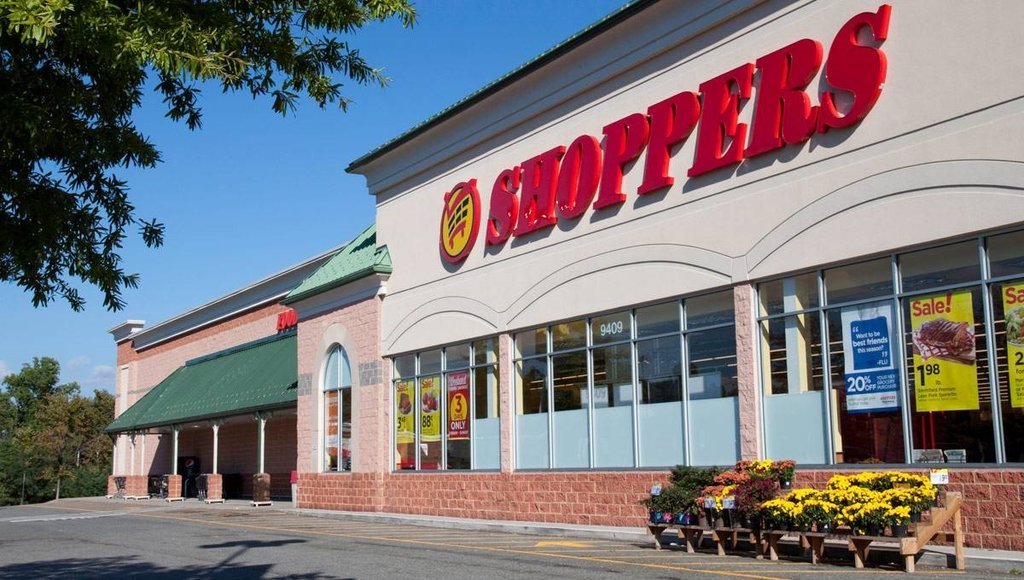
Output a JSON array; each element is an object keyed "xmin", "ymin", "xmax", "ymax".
[{"xmin": 296, "ymin": 468, "xmax": 1024, "ymax": 551}]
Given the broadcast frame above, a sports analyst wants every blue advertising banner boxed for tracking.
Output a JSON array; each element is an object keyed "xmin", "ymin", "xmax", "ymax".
[{"xmin": 841, "ymin": 303, "xmax": 899, "ymax": 413}]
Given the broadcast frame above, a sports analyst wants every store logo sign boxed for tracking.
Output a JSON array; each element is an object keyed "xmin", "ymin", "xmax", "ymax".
[
  {"xmin": 277, "ymin": 308, "xmax": 298, "ymax": 331},
  {"xmin": 438, "ymin": 5, "xmax": 892, "ymax": 266},
  {"xmin": 439, "ymin": 180, "xmax": 481, "ymax": 264}
]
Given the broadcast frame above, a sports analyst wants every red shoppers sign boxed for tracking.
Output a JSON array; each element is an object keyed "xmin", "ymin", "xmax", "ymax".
[
  {"xmin": 447, "ymin": 371, "xmax": 471, "ymax": 440},
  {"xmin": 440, "ymin": 5, "xmax": 892, "ymax": 264}
]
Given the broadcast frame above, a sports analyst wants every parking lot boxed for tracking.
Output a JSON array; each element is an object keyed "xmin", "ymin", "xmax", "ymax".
[{"xmin": 0, "ymin": 498, "xmax": 1011, "ymax": 579}]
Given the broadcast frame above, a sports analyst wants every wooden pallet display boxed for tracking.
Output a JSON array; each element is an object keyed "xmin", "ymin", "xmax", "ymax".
[
  {"xmin": 847, "ymin": 491, "xmax": 965, "ymax": 573},
  {"xmin": 647, "ymin": 524, "xmax": 763, "ymax": 557},
  {"xmin": 646, "ymin": 491, "xmax": 965, "ymax": 574}
]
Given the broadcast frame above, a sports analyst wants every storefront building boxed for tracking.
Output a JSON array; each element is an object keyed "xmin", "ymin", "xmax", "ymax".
[
  {"xmin": 108, "ymin": 0, "xmax": 1024, "ymax": 551},
  {"xmin": 105, "ymin": 249, "xmax": 336, "ymax": 501},
  {"xmin": 339, "ymin": 0, "xmax": 1024, "ymax": 550}
]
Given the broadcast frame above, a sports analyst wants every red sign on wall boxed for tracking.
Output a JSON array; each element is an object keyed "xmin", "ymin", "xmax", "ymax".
[
  {"xmin": 447, "ymin": 371, "xmax": 471, "ymax": 440},
  {"xmin": 440, "ymin": 5, "xmax": 892, "ymax": 264},
  {"xmin": 277, "ymin": 308, "xmax": 298, "ymax": 332}
]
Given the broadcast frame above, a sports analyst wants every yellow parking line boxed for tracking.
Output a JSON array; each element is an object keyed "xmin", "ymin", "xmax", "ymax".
[{"xmin": 132, "ymin": 511, "xmax": 787, "ymax": 580}]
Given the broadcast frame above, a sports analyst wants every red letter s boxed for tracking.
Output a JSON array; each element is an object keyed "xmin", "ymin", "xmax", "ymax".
[{"xmin": 818, "ymin": 5, "xmax": 892, "ymax": 132}]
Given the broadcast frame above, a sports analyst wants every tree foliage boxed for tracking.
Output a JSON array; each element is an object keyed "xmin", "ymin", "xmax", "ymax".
[
  {"xmin": 0, "ymin": 357, "xmax": 114, "ymax": 503},
  {"xmin": 1, "ymin": 0, "xmax": 416, "ymax": 310}
]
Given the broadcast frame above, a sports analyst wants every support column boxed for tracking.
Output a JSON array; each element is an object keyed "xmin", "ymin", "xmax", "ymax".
[
  {"xmin": 205, "ymin": 420, "xmax": 224, "ymax": 504},
  {"xmin": 140, "ymin": 433, "xmax": 147, "ymax": 476},
  {"xmin": 129, "ymin": 433, "xmax": 137, "ymax": 475},
  {"xmin": 212, "ymin": 422, "xmax": 221, "ymax": 474},
  {"xmin": 498, "ymin": 333, "xmax": 515, "ymax": 473},
  {"xmin": 734, "ymin": 283, "xmax": 764, "ymax": 460},
  {"xmin": 165, "ymin": 425, "xmax": 183, "ymax": 501},
  {"xmin": 172, "ymin": 425, "xmax": 180, "ymax": 474},
  {"xmin": 257, "ymin": 412, "xmax": 266, "ymax": 474},
  {"xmin": 252, "ymin": 412, "xmax": 272, "ymax": 506}
]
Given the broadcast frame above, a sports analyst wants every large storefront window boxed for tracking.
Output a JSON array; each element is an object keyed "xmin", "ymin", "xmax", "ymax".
[
  {"xmin": 515, "ymin": 290, "xmax": 738, "ymax": 469},
  {"xmin": 323, "ymin": 346, "xmax": 352, "ymax": 472},
  {"xmin": 392, "ymin": 339, "xmax": 499, "ymax": 471},
  {"xmin": 759, "ymin": 230, "xmax": 1024, "ymax": 466}
]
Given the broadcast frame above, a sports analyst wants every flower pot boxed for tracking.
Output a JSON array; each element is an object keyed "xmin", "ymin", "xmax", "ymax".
[
  {"xmin": 649, "ymin": 511, "xmax": 659, "ymax": 524},
  {"xmin": 910, "ymin": 509, "xmax": 922, "ymax": 523},
  {"xmin": 660, "ymin": 512, "xmax": 674, "ymax": 523},
  {"xmin": 674, "ymin": 512, "xmax": 688, "ymax": 525},
  {"xmin": 816, "ymin": 522, "xmax": 833, "ymax": 534},
  {"xmin": 704, "ymin": 508, "xmax": 717, "ymax": 529},
  {"xmin": 779, "ymin": 480, "xmax": 793, "ymax": 491},
  {"xmin": 721, "ymin": 510, "xmax": 733, "ymax": 528},
  {"xmin": 892, "ymin": 524, "xmax": 908, "ymax": 538},
  {"xmin": 866, "ymin": 524, "xmax": 883, "ymax": 537}
]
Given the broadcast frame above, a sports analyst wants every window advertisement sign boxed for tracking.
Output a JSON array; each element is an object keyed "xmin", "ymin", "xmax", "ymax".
[
  {"xmin": 447, "ymin": 370, "xmax": 471, "ymax": 440},
  {"xmin": 1001, "ymin": 282, "xmax": 1024, "ymax": 408},
  {"xmin": 420, "ymin": 375, "xmax": 441, "ymax": 442},
  {"xmin": 841, "ymin": 303, "xmax": 899, "ymax": 413},
  {"xmin": 910, "ymin": 291, "xmax": 979, "ymax": 411},
  {"xmin": 395, "ymin": 380, "xmax": 415, "ymax": 444}
]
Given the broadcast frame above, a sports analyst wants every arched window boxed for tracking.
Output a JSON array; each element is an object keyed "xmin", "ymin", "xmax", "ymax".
[{"xmin": 323, "ymin": 345, "xmax": 352, "ymax": 472}]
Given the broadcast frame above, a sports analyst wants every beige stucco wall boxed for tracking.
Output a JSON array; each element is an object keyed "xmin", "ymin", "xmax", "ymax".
[{"xmin": 357, "ymin": 0, "xmax": 1024, "ymax": 355}]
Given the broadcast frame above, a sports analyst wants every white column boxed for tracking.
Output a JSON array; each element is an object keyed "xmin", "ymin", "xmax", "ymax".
[
  {"xmin": 257, "ymin": 413, "xmax": 267, "ymax": 474},
  {"xmin": 130, "ymin": 434, "xmax": 137, "ymax": 475},
  {"xmin": 172, "ymin": 426, "xmax": 179, "ymax": 474},
  {"xmin": 111, "ymin": 438, "xmax": 117, "ymax": 475},
  {"xmin": 140, "ymin": 434, "xmax": 146, "ymax": 476},
  {"xmin": 212, "ymin": 422, "xmax": 220, "ymax": 474}
]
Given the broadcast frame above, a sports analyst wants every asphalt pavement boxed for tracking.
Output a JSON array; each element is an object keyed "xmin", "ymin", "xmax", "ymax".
[{"xmin": 0, "ymin": 497, "xmax": 1021, "ymax": 579}]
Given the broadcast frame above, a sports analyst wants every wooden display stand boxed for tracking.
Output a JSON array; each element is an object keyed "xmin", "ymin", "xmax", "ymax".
[
  {"xmin": 646, "ymin": 523, "xmax": 706, "ymax": 553},
  {"xmin": 848, "ymin": 491, "xmax": 965, "ymax": 573},
  {"xmin": 645, "ymin": 492, "xmax": 966, "ymax": 574}
]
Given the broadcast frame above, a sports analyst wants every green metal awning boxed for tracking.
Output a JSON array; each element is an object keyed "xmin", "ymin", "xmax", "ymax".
[{"xmin": 105, "ymin": 331, "xmax": 297, "ymax": 433}]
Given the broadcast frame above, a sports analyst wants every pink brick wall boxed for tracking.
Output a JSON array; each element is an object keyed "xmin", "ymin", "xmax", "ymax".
[
  {"xmin": 295, "ymin": 293, "xmax": 386, "ymax": 477},
  {"xmin": 298, "ymin": 467, "xmax": 1024, "ymax": 551}
]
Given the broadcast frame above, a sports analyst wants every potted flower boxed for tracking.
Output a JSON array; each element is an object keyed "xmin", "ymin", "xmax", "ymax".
[
  {"xmin": 668, "ymin": 465, "xmax": 722, "ymax": 525},
  {"xmin": 760, "ymin": 499, "xmax": 796, "ymax": 531},
  {"xmin": 698, "ymin": 485, "xmax": 725, "ymax": 528},
  {"xmin": 884, "ymin": 505, "xmax": 912, "ymax": 537},
  {"xmin": 640, "ymin": 483, "xmax": 669, "ymax": 523},
  {"xmin": 845, "ymin": 500, "xmax": 891, "ymax": 537},
  {"xmin": 772, "ymin": 459, "xmax": 797, "ymax": 490},
  {"xmin": 797, "ymin": 496, "xmax": 840, "ymax": 533},
  {"xmin": 734, "ymin": 478, "xmax": 779, "ymax": 530}
]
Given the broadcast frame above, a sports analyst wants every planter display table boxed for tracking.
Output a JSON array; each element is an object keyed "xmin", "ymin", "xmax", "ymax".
[
  {"xmin": 645, "ymin": 524, "xmax": 706, "ymax": 552},
  {"xmin": 644, "ymin": 491, "xmax": 966, "ymax": 574}
]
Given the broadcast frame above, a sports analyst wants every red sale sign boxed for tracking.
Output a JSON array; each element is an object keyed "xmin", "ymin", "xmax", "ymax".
[{"xmin": 447, "ymin": 371, "xmax": 471, "ymax": 440}]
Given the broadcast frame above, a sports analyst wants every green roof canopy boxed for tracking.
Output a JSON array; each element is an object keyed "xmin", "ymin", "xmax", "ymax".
[
  {"xmin": 105, "ymin": 331, "xmax": 297, "ymax": 433},
  {"xmin": 284, "ymin": 223, "xmax": 391, "ymax": 304}
]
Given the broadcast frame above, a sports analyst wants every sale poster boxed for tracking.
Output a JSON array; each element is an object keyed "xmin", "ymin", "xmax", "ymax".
[
  {"xmin": 420, "ymin": 375, "xmax": 441, "ymax": 442},
  {"xmin": 1001, "ymin": 282, "xmax": 1024, "ymax": 408},
  {"xmin": 910, "ymin": 290, "xmax": 979, "ymax": 412},
  {"xmin": 447, "ymin": 371, "xmax": 471, "ymax": 440},
  {"xmin": 395, "ymin": 379, "xmax": 415, "ymax": 444},
  {"xmin": 841, "ymin": 304, "xmax": 899, "ymax": 413}
]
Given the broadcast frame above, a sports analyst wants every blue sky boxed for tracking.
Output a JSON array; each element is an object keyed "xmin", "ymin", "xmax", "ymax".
[{"xmin": 0, "ymin": 1, "xmax": 630, "ymax": 392}]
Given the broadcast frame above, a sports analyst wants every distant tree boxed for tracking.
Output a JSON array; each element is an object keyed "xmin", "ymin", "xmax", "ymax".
[
  {"xmin": 1, "ymin": 0, "xmax": 416, "ymax": 310},
  {"xmin": 0, "ymin": 358, "xmax": 113, "ymax": 503}
]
